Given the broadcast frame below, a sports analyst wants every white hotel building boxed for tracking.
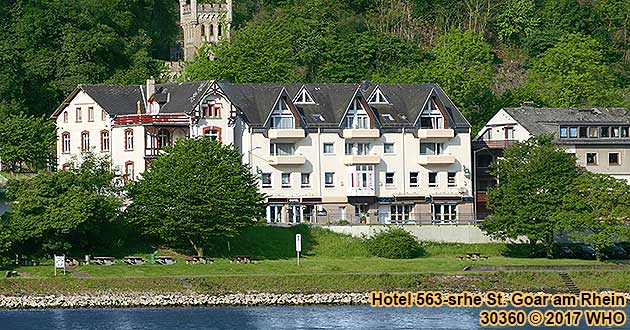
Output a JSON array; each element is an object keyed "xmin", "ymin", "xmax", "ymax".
[{"xmin": 52, "ymin": 80, "xmax": 474, "ymax": 225}]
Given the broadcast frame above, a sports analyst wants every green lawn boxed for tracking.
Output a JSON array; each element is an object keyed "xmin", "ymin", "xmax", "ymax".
[{"xmin": 13, "ymin": 255, "xmax": 605, "ymax": 279}]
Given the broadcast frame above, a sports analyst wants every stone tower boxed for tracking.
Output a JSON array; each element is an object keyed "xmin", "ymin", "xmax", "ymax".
[{"xmin": 179, "ymin": 0, "xmax": 232, "ymax": 61}]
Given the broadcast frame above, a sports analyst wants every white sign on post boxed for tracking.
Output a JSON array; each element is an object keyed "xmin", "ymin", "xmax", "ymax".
[
  {"xmin": 54, "ymin": 255, "xmax": 65, "ymax": 276},
  {"xmin": 295, "ymin": 234, "xmax": 302, "ymax": 266}
]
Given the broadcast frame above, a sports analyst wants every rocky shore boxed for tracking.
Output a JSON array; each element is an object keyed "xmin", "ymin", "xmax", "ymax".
[
  {"xmin": 1, "ymin": 291, "xmax": 628, "ymax": 309},
  {"xmin": 0, "ymin": 292, "xmax": 370, "ymax": 309}
]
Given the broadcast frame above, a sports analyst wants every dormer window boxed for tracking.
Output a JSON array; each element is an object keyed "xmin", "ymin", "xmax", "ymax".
[
  {"xmin": 368, "ymin": 88, "xmax": 389, "ymax": 104},
  {"xmin": 295, "ymin": 88, "xmax": 315, "ymax": 104},
  {"xmin": 271, "ymin": 98, "xmax": 295, "ymax": 129},
  {"xmin": 345, "ymin": 99, "xmax": 369, "ymax": 129},
  {"xmin": 420, "ymin": 98, "xmax": 444, "ymax": 129}
]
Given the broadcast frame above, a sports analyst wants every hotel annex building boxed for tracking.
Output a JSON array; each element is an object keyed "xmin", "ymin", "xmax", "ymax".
[{"xmin": 52, "ymin": 80, "xmax": 474, "ymax": 225}]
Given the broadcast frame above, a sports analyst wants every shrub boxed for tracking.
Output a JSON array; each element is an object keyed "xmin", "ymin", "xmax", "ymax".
[{"xmin": 368, "ymin": 227, "xmax": 425, "ymax": 259}]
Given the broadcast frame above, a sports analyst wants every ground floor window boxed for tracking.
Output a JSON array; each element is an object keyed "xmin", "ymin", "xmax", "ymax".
[
  {"xmin": 266, "ymin": 205, "xmax": 283, "ymax": 223},
  {"xmin": 390, "ymin": 204, "xmax": 412, "ymax": 222},
  {"xmin": 432, "ymin": 203, "xmax": 457, "ymax": 223}
]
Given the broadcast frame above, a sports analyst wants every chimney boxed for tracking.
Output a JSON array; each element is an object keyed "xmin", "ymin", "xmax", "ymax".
[
  {"xmin": 146, "ymin": 77, "xmax": 155, "ymax": 102},
  {"xmin": 360, "ymin": 80, "xmax": 370, "ymax": 92}
]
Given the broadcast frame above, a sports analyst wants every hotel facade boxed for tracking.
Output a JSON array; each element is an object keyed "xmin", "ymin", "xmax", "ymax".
[
  {"xmin": 473, "ymin": 106, "xmax": 630, "ymax": 219},
  {"xmin": 52, "ymin": 80, "xmax": 474, "ymax": 225}
]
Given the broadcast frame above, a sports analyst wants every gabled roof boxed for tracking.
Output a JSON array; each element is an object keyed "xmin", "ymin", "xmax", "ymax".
[
  {"xmin": 51, "ymin": 82, "xmax": 211, "ymax": 118},
  {"xmin": 503, "ymin": 107, "xmax": 630, "ymax": 136},
  {"xmin": 52, "ymin": 81, "xmax": 472, "ymax": 130}
]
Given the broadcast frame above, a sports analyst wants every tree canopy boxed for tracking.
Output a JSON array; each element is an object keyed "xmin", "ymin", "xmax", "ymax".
[
  {"xmin": 5, "ymin": 153, "xmax": 123, "ymax": 256},
  {"xmin": 481, "ymin": 135, "xmax": 578, "ymax": 256},
  {"xmin": 126, "ymin": 138, "xmax": 265, "ymax": 256},
  {"xmin": 0, "ymin": 114, "xmax": 56, "ymax": 174}
]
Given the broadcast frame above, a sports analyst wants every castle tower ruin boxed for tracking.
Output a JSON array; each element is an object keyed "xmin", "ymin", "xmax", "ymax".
[{"xmin": 179, "ymin": 0, "xmax": 232, "ymax": 61}]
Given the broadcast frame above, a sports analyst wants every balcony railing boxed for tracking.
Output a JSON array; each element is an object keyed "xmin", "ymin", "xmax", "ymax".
[
  {"xmin": 268, "ymin": 128, "xmax": 305, "ymax": 139},
  {"xmin": 305, "ymin": 212, "xmax": 480, "ymax": 225},
  {"xmin": 472, "ymin": 139, "xmax": 518, "ymax": 150},
  {"xmin": 418, "ymin": 128, "xmax": 454, "ymax": 139},
  {"xmin": 342, "ymin": 128, "xmax": 380, "ymax": 139},
  {"xmin": 114, "ymin": 114, "xmax": 189, "ymax": 126},
  {"xmin": 268, "ymin": 155, "xmax": 306, "ymax": 166},
  {"xmin": 343, "ymin": 154, "xmax": 381, "ymax": 165},
  {"xmin": 418, "ymin": 154, "xmax": 456, "ymax": 165}
]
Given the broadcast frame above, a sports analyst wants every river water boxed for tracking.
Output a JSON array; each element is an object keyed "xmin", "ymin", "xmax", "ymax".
[{"xmin": 0, "ymin": 305, "xmax": 628, "ymax": 329}]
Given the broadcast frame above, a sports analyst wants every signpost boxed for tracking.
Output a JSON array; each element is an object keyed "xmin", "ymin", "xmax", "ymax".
[
  {"xmin": 54, "ymin": 255, "xmax": 65, "ymax": 276},
  {"xmin": 295, "ymin": 234, "xmax": 302, "ymax": 266}
]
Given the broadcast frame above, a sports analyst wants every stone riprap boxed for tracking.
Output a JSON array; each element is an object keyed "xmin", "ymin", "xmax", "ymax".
[
  {"xmin": 0, "ymin": 292, "xmax": 370, "ymax": 309},
  {"xmin": 0, "ymin": 291, "xmax": 628, "ymax": 309}
]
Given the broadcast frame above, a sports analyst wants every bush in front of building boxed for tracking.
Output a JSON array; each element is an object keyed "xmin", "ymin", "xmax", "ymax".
[{"xmin": 368, "ymin": 227, "xmax": 425, "ymax": 259}]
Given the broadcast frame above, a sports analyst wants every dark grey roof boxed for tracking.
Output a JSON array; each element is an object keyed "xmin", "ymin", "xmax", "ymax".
[
  {"xmin": 217, "ymin": 82, "xmax": 470, "ymax": 129},
  {"xmin": 79, "ymin": 84, "xmax": 145, "ymax": 116},
  {"xmin": 504, "ymin": 107, "xmax": 630, "ymax": 136},
  {"xmin": 53, "ymin": 81, "xmax": 471, "ymax": 130},
  {"xmin": 154, "ymin": 81, "xmax": 210, "ymax": 114}
]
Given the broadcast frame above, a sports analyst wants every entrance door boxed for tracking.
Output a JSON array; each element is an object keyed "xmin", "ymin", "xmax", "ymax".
[
  {"xmin": 354, "ymin": 204, "xmax": 368, "ymax": 224},
  {"xmin": 287, "ymin": 205, "xmax": 302, "ymax": 224}
]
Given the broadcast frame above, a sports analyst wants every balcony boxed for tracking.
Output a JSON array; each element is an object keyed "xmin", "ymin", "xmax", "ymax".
[
  {"xmin": 268, "ymin": 155, "xmax": 306, "ymax": 166},
  {"xmin": 343, "ymin": 155, "xmax": 381, "ymax": 165},
  {"xmin": 418, "ymin": 154, "xmax": 456, "ymax": 165},
  {"xmin": 342, "ymin": 129, "xmax": 380, "ymax": 139},
  {"xmin": 268, "ymin": 128, "xmax": 305, "ymax": 139},
  {"xmin": 418, "ymin": 128, "xmax": 454, "ymax": 139}
]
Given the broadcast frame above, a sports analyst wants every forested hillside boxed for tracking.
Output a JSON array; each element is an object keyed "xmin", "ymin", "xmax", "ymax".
[
  {"xmin": 0, "ymin": 0, "xmax": 628, "ymax": 133},
  {"xmin": 189, "ymin": 0, "xmax": 630, "ymax": 131}
]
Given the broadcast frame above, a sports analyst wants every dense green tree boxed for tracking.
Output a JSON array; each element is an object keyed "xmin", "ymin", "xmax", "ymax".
[
  {"xmin": 481, "ymin": 135, "xmax": 578, "ymax": 257},
  {"xmin": 493, "ymin": 0, "xmax": 539, "ymax": 44},
  {"xmin": 556, "ymin": 173, "xmax": 630, "ymax": 260},
  {"xmin": 5, "ymin": 153, "xmax": 122, "ymax": 256},
  {"xmin": 526, "ymin": 33, "xmax": 621, "ymax": 107},
  {"xmin": 0, "ymin": 114, "xmax": 56, "ymax": 174},
  {"xmin": 424, "ymin": 31, "xmax": 495, "ymax": 132},
  {"xmin": 126, "ymin": 138, "xmax": 265, "ymax": 256}
]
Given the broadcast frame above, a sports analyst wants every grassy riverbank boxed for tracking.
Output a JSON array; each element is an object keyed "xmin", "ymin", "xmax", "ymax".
[
  {"xmin": 2, "ymin": 226, "xmax": 629, "ymax": 295},
  {"xmin": 1, "ymin": 270, "xmax": 629, "ymax": 296}
]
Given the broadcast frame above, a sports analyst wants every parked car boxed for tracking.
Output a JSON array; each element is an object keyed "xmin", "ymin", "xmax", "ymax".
[
  {"xmin": 603, "ymin": 246, "xmax": 627, "ymax": 260},
  {"xmin": 574, "ymin": 245, "xmax": 597, "ymax": 260},
  {"xmin": 553, "ymin": 245, "xmax": 574, "ymax": 258}
]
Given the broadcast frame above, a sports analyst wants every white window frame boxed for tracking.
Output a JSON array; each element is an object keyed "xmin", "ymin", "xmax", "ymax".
[
  {"xmin": 323, "ymin": 143, "xmax": 335, "ymax": 155},
  {"xmin": 345, "ymin": 99, "xmax": 369, "ymax": 129},
  {"xmin": 419, "ymin": 99, "xmax": 444, "ymax": 129},
  {"xmin": 432, "ymin": 204, "xmax": 457, "ymax": 223},
  {"xmin": 261, "ymin": 173, "xmax": 272, "ymax": 188},
  {"xmin": 383, "ymin": 143, "xmax": 395, "ymax": 154},
  {"xmin": 271, "ymin": 99, "xmax": 295, "ymax": 129},
  {"xmin": 409, "ymin": 172, "xmax": 419, "ymax": 187},
  {"xmin": 295, "ymin": 89, "xmax": 315, "ymax": 104},
  {"xmin": 447, "ymin": 172, "xmax": 457, "ymax": 188},
  {"xmin": 324, "ymin": 172, "xmax": 335, "ymax": 188},
  {"xmin": 385, "ymin": 172, "xmax": 395, "ymax": 186},
  {"xmin": 281, "ymin": 173, "xmax": 291, "ymax": 188},
  {"xmin": 429, "ymin": 172, "xmax": 438, "ymax": 188},
  {"xmin": 301, "ymin": 173, "xmax": 311, "ymax": 188},
  {"xmin": 270, "ymin": 143, "xmax": 295, "ymax": 156},
  {"xmin": 420, "ymin": 143, "xmax": 444, "ymax": 155}
]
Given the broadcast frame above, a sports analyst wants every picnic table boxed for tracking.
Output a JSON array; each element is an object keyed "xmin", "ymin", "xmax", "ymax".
[
  {"xmin": 155, "ymin": 256, "xmax": 177, "ymax": 265},
  {"xmin": 185, "ymin": 256, "xmax": 213, "ymax": 264},
  {"xmin": 457, "ymin": 253, "xmax": 489, "ymax": 261},
  {"xmin": 230, "ymin": 255, "xmax": 253, "ymax": 264},
  {"xmin": 65, "ymin": 257, "xmax": 81, "ymax": 267},
  {"xmin": 92, "ymin": 257, "xmax": 115, "ymax": 266},
  {"xmin": 124, "ymin": 256, "xmax": 146, "ymax": 265}
]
